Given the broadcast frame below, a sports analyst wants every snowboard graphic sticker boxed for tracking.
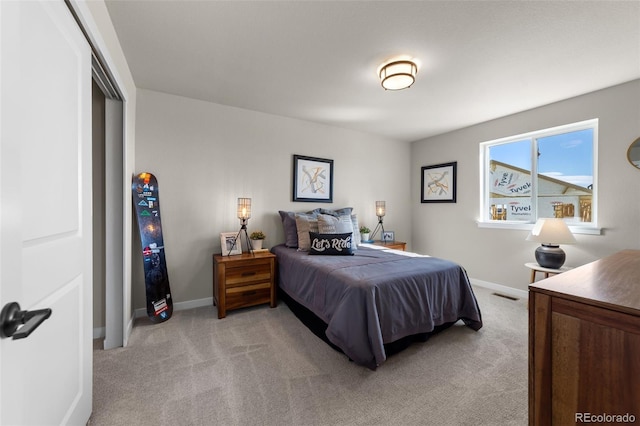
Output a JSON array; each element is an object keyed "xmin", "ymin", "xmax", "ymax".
[{"xmin": 132, "ymin": 172, "xmax": 173, "ymax": 323}]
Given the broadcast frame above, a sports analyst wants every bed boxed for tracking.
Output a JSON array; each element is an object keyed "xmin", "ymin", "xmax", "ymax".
[{"xmin": 271, "ymin": 242, "xmax": 483, "ymax": 369}]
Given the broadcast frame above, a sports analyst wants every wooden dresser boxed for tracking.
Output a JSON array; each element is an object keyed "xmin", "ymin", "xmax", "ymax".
[
  {"xmin": 212, "ymin": 251, "xmax": 276, "ymax": 319},
  {"xmin": 529, "ymin": 249, "xmax": 640, "ymax": 425}
]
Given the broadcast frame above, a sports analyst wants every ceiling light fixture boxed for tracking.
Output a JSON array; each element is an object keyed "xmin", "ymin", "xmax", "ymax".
[{"xmin": 378, "ymin": 60, "xmax": 418, "ymax": 91}]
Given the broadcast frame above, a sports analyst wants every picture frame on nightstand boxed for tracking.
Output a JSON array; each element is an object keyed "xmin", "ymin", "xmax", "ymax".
[
  {"xmin": 382, "ymin": 231, "xmax": 395, "ymax": 241},
  {"xmin": 220, "ymin": 232, "xmax": 242, "ymax": 256}
]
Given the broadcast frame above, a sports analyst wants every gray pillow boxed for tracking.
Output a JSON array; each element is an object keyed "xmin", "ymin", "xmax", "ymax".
[
  {"xmin": 278, "ymin": 211, "xmax": 299, "ymax": 248},
  {"xmin": 320, "ymin": 207, "xmax": 353, "ymax": 217},
  {"xmin": 317, "ymin": 213, "xmax": 357, "ymax": 250},
  {"xmin": 318, "ymin": 213, "xmax": 352, "ymax": 233},
  {"xmin": 279, "ymin": 208, "xmax": 321, "ymax": 248}
]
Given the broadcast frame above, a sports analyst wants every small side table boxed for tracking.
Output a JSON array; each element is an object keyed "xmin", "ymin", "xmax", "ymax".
[
  {"xmin": 371, "ymin": 240, "xmax": 406, "ymax": 251},
  {"xmin": 213, "ymin": 252, "xmax": 276, "ymax": 318},
  {"xmin": 525, "ymin": 262, "xmax": 573, "ymax": 283}
]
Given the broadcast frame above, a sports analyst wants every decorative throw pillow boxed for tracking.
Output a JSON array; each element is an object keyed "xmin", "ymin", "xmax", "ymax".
[
  {"xmin": 308, "ymin": 232, "xmax": 354, "ymax": 255},
  {"xmin": 295, "ymin": 213, "xmax": 319, "ymax": 251}
]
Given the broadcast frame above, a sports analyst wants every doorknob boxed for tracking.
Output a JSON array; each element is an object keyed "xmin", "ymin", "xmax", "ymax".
[{"xmin": 0, "ymin": 302, "xmax": 52, "ymax": 340}]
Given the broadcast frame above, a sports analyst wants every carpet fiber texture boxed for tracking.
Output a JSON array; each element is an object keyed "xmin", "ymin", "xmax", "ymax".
[{"xmin": 91, "ymin": 285, "xmax": 527, "ymax": 425}]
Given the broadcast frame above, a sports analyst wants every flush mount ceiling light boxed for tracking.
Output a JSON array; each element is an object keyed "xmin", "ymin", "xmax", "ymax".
[{"xmin": 378, "ymin": 60, "xmax": 418, "ymax": 91}]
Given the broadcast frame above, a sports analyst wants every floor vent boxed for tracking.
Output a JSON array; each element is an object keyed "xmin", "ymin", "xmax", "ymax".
[{"xmin": 492, "ymin": 292, "xmax": 519, "ymax": 301}]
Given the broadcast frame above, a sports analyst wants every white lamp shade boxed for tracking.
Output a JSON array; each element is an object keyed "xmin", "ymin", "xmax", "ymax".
[
  {"xmin": 375, "ymin": 201, "xmax": 386, "ymax": 217},
  {"xmin": 526, "ymin": 218, "xmax": 576, "ymax": 245}
]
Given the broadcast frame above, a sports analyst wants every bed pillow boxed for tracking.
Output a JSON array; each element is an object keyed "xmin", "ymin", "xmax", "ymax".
[
  {"xmin": 295, "ymin": 213, "xmax": 319, "ymax": 251},
  {"xmin": 350, "ymin": 214, "xmax": 362, "ymax": 246},
  {"xmin": 317, "ymin": 213, "xmax": 353, "ymax": 233},
  {"xmin": 308, "ymin": 232, "xmax": 354, "ymax": 255},
  {"xmin": 278, "ymin": 210, "xmax": 298, "ymax": 248},
  {"xmin": 317, "ymin": 213, "xmax": 357, "ymax": 250},
  {"xmin": 278, "ymin": 211, "xmax": 299, "ymax": 248},
  {"xmin": 279, "ymin": 208, "xmax": 321, "ymax": 248},
  {"xmin": 320, "ymin": 207, "xmax": 353, "ymax": 217}
]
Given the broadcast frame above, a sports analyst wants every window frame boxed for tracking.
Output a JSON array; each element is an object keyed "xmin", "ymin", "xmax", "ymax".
[{"xmin": 478, "ymin": 119, "xmax": 600, "ymax": 235}]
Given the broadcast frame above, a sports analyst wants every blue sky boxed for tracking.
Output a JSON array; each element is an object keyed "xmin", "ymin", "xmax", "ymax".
[{"xmin": 490, "ymin": 128, "xmax": 593, "ymax": 188}]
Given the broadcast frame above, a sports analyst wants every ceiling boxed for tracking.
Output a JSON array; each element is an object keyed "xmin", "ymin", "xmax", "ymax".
[{"xmin": 104, "ymin": 1, "xmax": 640, "ymax": 142}]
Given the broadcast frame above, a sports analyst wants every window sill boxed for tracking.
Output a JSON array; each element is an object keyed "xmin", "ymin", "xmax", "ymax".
[{"xmin": 476, "ymin": 220, "xmax": 602, "ymax": 235}]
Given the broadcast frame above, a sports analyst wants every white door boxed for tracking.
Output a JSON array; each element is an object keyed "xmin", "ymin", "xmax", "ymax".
[{"xmin": 0, "ymin": 0, "xmax": 92, "ymax": 424}]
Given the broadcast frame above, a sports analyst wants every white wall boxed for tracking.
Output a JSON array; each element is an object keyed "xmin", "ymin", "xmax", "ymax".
[
  {"xmin": 133, "ymin": 89, "xmax": 411, "ymax": 308},
  {"xmin": 411, "ymin": 80, "xmax": 640, "ymax": 292}
]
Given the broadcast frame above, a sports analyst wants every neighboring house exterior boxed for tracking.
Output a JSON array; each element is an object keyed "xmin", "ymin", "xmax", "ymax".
[{"xmin": 489, "ymin": 160, "xmax": 592, "ymax": 222}]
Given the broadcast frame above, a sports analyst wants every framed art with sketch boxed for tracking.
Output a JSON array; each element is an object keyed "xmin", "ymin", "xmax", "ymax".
[
  {"xmin": 293, "ymin": 154, "xmax": 334, "ymax": 203},
  {"xmin": 421, "ymin": 161, "xmax": 457, "ymax": 203}
]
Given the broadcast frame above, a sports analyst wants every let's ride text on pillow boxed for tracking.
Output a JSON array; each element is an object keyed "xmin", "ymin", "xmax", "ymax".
[{"xmin": 309, "ymin": 232, "xmax": 354, "ymax": 255}]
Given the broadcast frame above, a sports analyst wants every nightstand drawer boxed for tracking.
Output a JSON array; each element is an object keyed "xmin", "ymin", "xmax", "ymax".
[
  {"xmin": 226, "ymin": 282, "xmax": 271, "ymax": 310},
  {"xmin": 225, "ymin": 262, "xmax": 271, "ymax": 287}
]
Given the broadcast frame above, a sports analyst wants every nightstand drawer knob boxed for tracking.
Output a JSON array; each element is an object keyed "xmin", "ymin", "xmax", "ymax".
[
  {"xmin": 243, "ymin": 291, "xmax": 256, "ymax": 296},
  {"xmin": 241, "ymin": 272, "xmax": 256, "ymax": 277}
]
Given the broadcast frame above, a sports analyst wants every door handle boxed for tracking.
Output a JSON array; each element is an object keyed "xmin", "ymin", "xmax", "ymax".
[{"xmin": 0, "ymin": 302, "xmax": 52, "ymax": 340}]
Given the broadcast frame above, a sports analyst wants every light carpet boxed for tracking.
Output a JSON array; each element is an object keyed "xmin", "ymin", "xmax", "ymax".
[{"xmin": 90, "ymin": 285, "xmax": 528, "ymax": 425}]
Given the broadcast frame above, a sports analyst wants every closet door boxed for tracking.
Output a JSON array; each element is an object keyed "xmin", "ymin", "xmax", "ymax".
[{"xmin": 0, "ymin": 0, "xmax": 92, "ymax": 424}]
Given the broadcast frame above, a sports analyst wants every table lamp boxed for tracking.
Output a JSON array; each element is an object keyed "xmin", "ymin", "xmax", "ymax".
[
  {"xmin": 228, "ymin": 197, "xmax": 254, "ymax": 256},
  {"xmin": 526, "ymin": 218, "xmax": 576, "ymax": 269},
  {"xmin": 370, "ymin": 201, "xmax": 387, "ymax": 242}
]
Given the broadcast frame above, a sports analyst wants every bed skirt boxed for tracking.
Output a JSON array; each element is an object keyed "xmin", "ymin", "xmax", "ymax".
[{"xmin": 278, "ymin": 287, "xmax": 456, "ymax": 361}]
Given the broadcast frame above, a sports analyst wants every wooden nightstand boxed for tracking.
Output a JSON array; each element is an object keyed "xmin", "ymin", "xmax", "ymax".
[
  {"xmin": 212, "ymin": 251, "xmax": 276, "ymax": 318},
  {"xmin": 371, "ymin": 240, "xmax": 406, "ymax": 251}
]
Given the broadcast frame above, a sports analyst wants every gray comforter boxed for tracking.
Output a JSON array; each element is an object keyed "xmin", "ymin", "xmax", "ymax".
[{"xmin": 272, "ymin": 244, "xmax": 483, "ymax": 369}]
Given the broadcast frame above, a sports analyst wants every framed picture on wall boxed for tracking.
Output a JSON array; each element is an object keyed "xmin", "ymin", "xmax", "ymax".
[
  {"xmin": 293, "ymin": 154, "xmax": 334, "ymax": 202},
  {"xmin": 421, "ymin": 161, "xmax": 457, "ymax": 203},
  {"xmin": 220, "ymin": 232, "xmax": 242, "ymax": 256}
]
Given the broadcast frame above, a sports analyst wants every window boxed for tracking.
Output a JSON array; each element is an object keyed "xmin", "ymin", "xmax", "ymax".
[{"xmin": 479, "ymin": 119, "xmax": 598, "ymax": 233}]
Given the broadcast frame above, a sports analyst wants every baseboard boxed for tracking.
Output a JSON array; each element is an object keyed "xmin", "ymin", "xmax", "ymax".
[
  {"xmin": 134, "ymin": 296, "xmax": 214, "ymax": 319},
  {"xmin": 92, "ymin": 274, "xmax": 519, "ymax": 349},
  {"xmin": 125, "ymin": 316, "xmax": 134, "ymax": 346},
  {"xmin": 93, "ymin": 326, "xmax": 105, "ymax": 340},
  {"xmin": 95, "ymin": 319, "xmax": 135, "ymax": 348},
  {"xmin": 125, "ymin": 280, "xmax": 526, "ymax": 322},
  {"xmin": 110, "ymin": 282, "xmax": 522, "ymax": 338},
  {"xmin": 470, "ymin": 278, "xmax": 529, "ymax": 300}
]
